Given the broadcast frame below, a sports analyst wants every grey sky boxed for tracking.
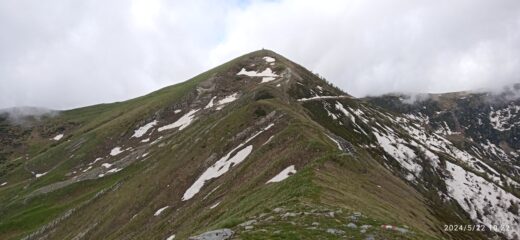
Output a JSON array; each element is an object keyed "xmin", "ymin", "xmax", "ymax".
[{"xmin": 1, "ymin": 0, "xmax": 520, "ymax": 110}]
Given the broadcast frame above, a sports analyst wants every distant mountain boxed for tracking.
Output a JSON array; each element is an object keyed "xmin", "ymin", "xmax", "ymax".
[{"xmin": 0, "ymin": 50, "xmax": 518, "ymax": 240}]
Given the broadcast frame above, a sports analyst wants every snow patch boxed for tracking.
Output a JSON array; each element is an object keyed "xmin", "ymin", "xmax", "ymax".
[
  {"xmin": 263, "ymin": 135, "xmax": 275, "ymax": 145},
  {"xmin": 35, "ymin": 172, "xmax": 48, "ymax": 178},
  {"xmin": 324, "ymin": 104, "xmax": 338, "ymax": 120},
  {"xmin": 182, "ymin": 124, "xmax": 274, "ymax": 201},
  {"xmin": 373, "ymin": 131, "xmax": 422, "ymax": 179},
  {"xmin": 237, "ymin": 67, "xmax": 278, "ymax": 83},
  {"xmin": 154, "ymin": 206, "xmax": 170, "ymax": 216},
  {"xmin": 215, "ymin": 93, "xmax": 239, "ymax": 110},
  {"xmin": 102, "ymin": 163, "xmax": 113, "ymax": 168},
  {"xmin": 183, "ymin": 145, "xmax": 253, "ymax": 201},
  {"xmin": 107, "ymin": 168, "xmax": 121, "ymax": 173},
  {"xmin": 445, "ymin": 162, "xmax": 520, "ymax": 239},
  {"xmin": 489, "ymin": 105, "xmax": 520, "ymax": 131},
  {"xmin": 132, "ymin": 120, "xmax": 157, "ymax": 138},
  {"xmin": 1, "ymin": 182, "xmax": 7, "ymax": 186},
  {"xmin": 266, "ymin": 165, "xmax": 296, "ymax": 183},
  {"xmin": 335, "ymin": 102, "xmax": 368, "ymax": 135},
  {"xmin": 399, "ymin": 123, "xmax": 497, "ymax": 179},
  {"xmin": 52, "ymin": 134, "xmax": 64, "ymax": 141},
  {"xmin": 404, "ymin": 113, "xmax": 429, "ymax": 125},
  {"xmin": 210, "ymin": 202, "xmax": 221, "ymax": 209},
  {"xmin": 261, "ymin": 76, "xmax": 276, "ymax": 83},
  {"xmin": 263, "ymin": 56, "xmax": 275, "ymax": 63},
  {"xmin": 348, "ymin": 107, "xmax": 369, "ymax": 124},
  {"xmin": 158, "ymin": 109, "xmax": 199, "ymax": 132},
  {"xmin": 89, "ymin": 157, "xmax": 103, "ymax": 166},
  {"xmin": 204, "ymin": 96, "xmax": 216, "ymax": 109},
  {"xmin": 166, "ymin": 234, "xmax": 176, "ymax": 240},
  {"xmin": 481, "ymin": 140, "xmax": 510, "ymax": 161},
  {"xmin": 297, "ymin": 95, "xmax": 351, "ymax": 102},
  {"xmin": 219, "ymin": 94, "xmax": 238, "ymax": 104},
  {"xmin": 110, "ymin": 147, "xmax": 124, "ymax": 156}
]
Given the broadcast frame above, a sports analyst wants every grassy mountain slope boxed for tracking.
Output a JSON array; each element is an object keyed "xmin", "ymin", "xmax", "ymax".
[{"xmin": 0, "ymin": 50, "xmax": 518, "ymax": 240}]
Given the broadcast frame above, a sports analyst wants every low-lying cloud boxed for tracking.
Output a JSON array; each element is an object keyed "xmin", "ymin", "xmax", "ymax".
[
  {"xmin": 0, "ymin": 107, "xmax": 58, "ymax": 125},
  {"xmin": 1, "ymin": 0, "xmax": 520, "ymax": 110}
]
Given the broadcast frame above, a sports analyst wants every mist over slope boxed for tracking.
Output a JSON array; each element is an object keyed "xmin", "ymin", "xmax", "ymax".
[{"xmin": 0, "ymin": 107, "xmax": 58, "ymax": 124}]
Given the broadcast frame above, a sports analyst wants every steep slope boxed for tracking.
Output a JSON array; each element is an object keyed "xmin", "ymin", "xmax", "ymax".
[
  {"xmin": 364, "ymin": 91, "xmax": 520, "ymax": 239},
  {"xmin": 0, "ymin": 50, "xmax": 518, "ymax": 240}
]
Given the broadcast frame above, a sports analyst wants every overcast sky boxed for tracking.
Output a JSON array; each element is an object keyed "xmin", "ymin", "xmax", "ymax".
[{"xmin": 1, "ymin": 0, "xmax": 520, "ymax": 110}]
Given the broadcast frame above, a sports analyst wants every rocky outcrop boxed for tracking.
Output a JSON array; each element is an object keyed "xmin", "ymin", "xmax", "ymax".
[{"xmin": 188, "ymin": 229, "xmax": 234, "ymax": 240}]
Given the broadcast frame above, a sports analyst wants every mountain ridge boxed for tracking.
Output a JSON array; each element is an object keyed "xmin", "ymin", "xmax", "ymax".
[{"xmin": 0, "ymin": 50, "xmax": 519, "ymax": 240}]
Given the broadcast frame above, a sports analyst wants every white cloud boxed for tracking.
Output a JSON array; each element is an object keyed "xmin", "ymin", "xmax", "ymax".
[
  {"xmin": 211, "ymin": 0, "xmax": 520, "ymax": 96},
  {"xmin": 1, "ymin": 0, "xmax": 520, "ymax": 109},
  {"xmin": 0, "ymin": 0, "xmax": 235, "ymax": 109}
]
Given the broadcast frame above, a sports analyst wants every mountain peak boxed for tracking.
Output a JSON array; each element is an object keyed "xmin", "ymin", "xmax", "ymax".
[{"xmin": 194, "ymin": 50, "xmax": 352, "ymax": 106}]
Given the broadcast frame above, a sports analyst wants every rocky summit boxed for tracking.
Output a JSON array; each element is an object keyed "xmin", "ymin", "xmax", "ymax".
[{"xmin": 0, "ymin": 50, "xmax": 519, "ymax": 240}]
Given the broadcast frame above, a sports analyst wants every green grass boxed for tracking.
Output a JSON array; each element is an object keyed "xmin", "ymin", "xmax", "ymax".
[
  {"xmin": 0, "ymin": 178, "xmax": 119, "ymax": 239},
  {"xmin": 238, "ymin": 203, "xmax": 437, "ymax": 240}
]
